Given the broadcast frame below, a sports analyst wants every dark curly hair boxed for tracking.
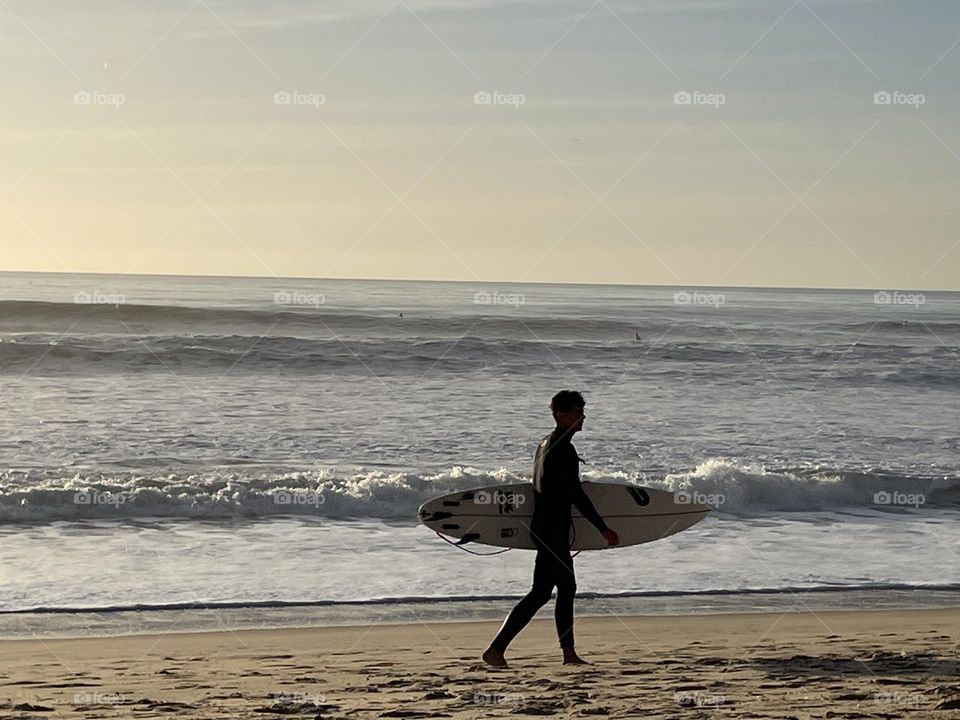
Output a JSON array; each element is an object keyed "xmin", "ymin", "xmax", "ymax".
[{"xmin": 550, "ymin": 390, "xmax": 585, "ymax": 413}]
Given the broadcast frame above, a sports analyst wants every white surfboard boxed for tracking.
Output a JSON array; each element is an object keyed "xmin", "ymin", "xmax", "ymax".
[{"xmin": 418, "ymin": 481, "xmax": 712, "ymax": 551}]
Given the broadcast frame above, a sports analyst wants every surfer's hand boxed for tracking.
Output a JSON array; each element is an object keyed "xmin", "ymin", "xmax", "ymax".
[{"xmin": 602, "ymin": 529, "xmax": 619, "ymax": 546}]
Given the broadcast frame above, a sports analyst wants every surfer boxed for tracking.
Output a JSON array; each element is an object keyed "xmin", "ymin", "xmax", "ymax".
[{"xmin": 483, "ymin": 390, "xmax": 619, "ymax": 668}]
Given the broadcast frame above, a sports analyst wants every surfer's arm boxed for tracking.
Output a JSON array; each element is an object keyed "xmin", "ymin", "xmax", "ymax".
[
  {"xmin": 572, "ymin": 483, "xmax": 608, "ymax": 533},
  {"xmin": 568, "ymin": 450, "xmax": 608, "ymax": 533}
]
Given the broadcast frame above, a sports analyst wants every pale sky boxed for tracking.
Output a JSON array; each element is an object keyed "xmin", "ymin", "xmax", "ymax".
[{"xmin": 1, "ymin": 0, "xmax": 958, "ymax": 289}]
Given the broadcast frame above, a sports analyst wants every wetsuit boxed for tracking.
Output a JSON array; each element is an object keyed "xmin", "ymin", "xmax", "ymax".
[{"xmin": 490, "ymin": 428, "xmax": 609, "ymax": 652}]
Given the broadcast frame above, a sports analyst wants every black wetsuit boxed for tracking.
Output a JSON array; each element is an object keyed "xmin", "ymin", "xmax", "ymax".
[{"xmin": 490, "ymin": 428, "xmax": 609, "ymax": 652}]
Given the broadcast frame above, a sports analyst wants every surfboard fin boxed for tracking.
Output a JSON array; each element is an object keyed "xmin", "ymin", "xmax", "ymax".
[{"xmin": 454, "ymin": 533, "xmax": 481, "ymax": 546}]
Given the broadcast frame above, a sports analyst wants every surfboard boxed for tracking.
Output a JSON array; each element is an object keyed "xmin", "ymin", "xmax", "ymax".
[{"xmin": 418, "ymin": 481, "xmax": 712, "ymax": 551}]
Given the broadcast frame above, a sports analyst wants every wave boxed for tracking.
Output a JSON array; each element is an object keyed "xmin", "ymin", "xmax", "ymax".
[
  {"xmin": 11, "ymin": 300, "xmax": 959, "ymax": 344},
  {"xmin": 656, "ymin": 459, "xmax": 960, "ymax": 513},
  {"xmin": 5, "ymin": 582, "xmax": 960, "ymax": 615},
  {"xmin": 1, "ymin": 332, "xmax": 956, "ymax": 385},
  {"xmin": 8, "ymin": 298, "xmax": 957, "ymax": 323},
  {"xmin": 818, "ymin": 320, "xmax": 960, "ymax": 334},
  {"xmin": 0, "ymin": 466, "xmax": 524, "ymax": 524},
  {"xmin": 0, "ymin": 334, "xmax": 610, "ymax": 374},
  {"xmin": 0, "ymin": 299, "xmax": 329, "ymax": 326},
  {"xmin": 0, "ymin": 299, "xmax": 672, "ymax": 338},
  {"xmin": 0, "ymin": 461, "xmax": 957, "ymax": 524},
  {"xmin": 0, "ymin": 334, "xmax": 488, "ymax": 373}
]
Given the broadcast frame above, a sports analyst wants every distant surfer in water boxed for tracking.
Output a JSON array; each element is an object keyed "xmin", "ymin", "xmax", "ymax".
[{"xmin": 483, "ymin": 390, "xmax": 619, "ymax": 668}]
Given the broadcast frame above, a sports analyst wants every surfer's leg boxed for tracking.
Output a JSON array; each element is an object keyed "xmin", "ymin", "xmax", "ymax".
[
  {"xmin": 488, "ymin": 548, "xmax": 555, "ymax": 653},
  {"xmin": 553, "ymin": 548, "xmax": 577, "ymax": 650}
]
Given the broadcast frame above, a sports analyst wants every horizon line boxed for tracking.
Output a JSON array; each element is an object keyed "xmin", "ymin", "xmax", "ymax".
[{"xmin": 0, "ymin": 268, "xmax": 955, "ymax": 295}]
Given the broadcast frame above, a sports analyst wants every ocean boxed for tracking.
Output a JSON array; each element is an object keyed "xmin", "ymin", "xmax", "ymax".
[{"xmin": 1, "ymin": 271, "xmax": 958, "ymax": 637}]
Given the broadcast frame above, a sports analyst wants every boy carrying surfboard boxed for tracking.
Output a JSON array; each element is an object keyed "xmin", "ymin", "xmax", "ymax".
[{"xmin": 483, "ymin": 390, "xmax": 619, "ymax": 668}]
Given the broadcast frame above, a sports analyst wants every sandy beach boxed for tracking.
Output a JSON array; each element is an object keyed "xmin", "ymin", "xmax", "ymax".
[{"xmin": 1, "ymin": 607, "xmax": 959, "ymax": 718}]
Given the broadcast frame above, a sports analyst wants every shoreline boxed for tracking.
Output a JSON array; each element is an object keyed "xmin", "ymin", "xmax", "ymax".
[
  {"xmin": 11, "ymin": 581, "xmax": 960, "ymax": 614},
  {"xmin": 3, "ymin": 587, "xmax": 960, "ymax": 640},
  {"xmin": 2, "ymin": 607, "xmax": 959, "ymax": 718}
]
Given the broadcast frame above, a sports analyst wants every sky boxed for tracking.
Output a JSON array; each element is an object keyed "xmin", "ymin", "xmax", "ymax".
[{"xmin": 0, "ymin": 0, "xmax": 958, "ymax": 289}]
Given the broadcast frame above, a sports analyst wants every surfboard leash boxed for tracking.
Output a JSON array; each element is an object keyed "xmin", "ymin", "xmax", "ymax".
[
  {"xmin": 434, "ymin": 531, "xmax": 512, "ymax": 556},
  {"xmin": 433, "ymin": 531, "xmax": 583, "ymax": 557}
]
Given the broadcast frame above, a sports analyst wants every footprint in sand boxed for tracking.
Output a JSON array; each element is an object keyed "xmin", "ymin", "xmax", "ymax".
[
  {"xmin": 1, "ymin": 679, "xmax": 45, "ymax": 686},
  {"xmin": 512, "ymin": 700, "xmax": 563, "ymax": 715},
  {"xmin": 423, "ymin": 689, "xmax": 455, "ymax": 700},
  {"xmin": 136, "ymin": 699, "xmax": 198, "ymax": 712},
  {"xmin": 253, "ymin": 700, "xmax": 342, "ymax": 714}
]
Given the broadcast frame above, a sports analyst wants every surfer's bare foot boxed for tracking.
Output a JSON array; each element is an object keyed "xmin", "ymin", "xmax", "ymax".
[
  {"xmin": 562, "ymin": 648, "xmax": 589, "ymax": 665},
  {"xmin": 482, "ymin": 647, "xmax": 508, "ymax": 668}
]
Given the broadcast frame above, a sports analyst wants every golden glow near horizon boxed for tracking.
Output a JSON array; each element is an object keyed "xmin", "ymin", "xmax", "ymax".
[{"xmin": 1, "ymin": 1, "xmax": 958, "ymax": 289}]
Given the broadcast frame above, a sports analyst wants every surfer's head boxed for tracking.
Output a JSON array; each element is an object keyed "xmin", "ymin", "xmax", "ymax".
[{"xmin": 550, "ymin": 390, "xmax": 585, "ymax": 434}]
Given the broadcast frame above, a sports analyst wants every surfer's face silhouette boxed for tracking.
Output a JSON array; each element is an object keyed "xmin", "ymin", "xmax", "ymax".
[{"xmin": 554, "ymin": 405, "xmax": 585, "ymax": 434}]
